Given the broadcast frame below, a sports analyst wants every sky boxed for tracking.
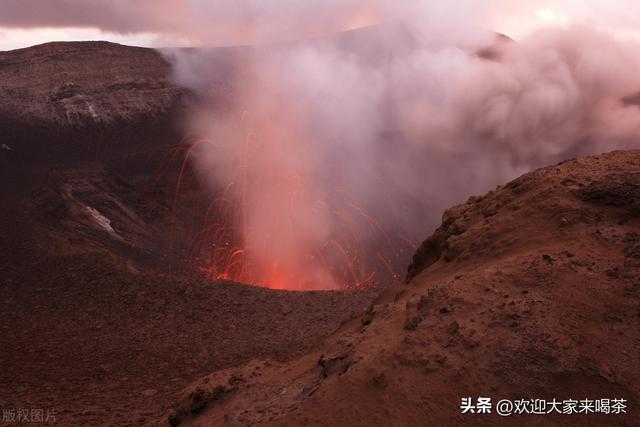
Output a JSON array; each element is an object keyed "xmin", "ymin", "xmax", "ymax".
[{"xmin": 1, "ymin": 0, "xmax": 640, "ymax": 50}]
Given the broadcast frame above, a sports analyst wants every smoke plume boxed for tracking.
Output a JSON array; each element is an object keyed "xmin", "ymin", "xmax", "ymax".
[{"xmin": 162, "ymin": 2, "xmax": 640, "ymax": 290}]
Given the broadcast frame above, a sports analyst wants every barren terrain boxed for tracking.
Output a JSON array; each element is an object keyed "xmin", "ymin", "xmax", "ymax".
[
  {"xmin": 1, "ymin": 41, "xmax": 639, "ymax": 426},
  {"xmin": 0, "ymin": 42, "xmax": 377, "ymax": 426},
  {"xmin": 170, "ymin": 150, "xmax": 640, "ymax": 427}
]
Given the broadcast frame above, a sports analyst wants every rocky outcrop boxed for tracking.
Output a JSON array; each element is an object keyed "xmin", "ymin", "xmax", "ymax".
[
  {"xmin": 0, "ymin": 41, "xmax": 189, "ymax": 161},
  {"xmin": 172, "ymin": 150, "xmax": 640, "ymax": 426},
  {"xmin": 0, "ymin": 41, "xmax": 183, "ymax": 125}
]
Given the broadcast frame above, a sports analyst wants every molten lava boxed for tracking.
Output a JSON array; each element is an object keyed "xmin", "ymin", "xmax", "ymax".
[
  {"xmin": 167, "ymin": 48, "xmax": 420, "ymax": 291},
  {"xmin": 173, "ymin": 126, "xmax": 413, "ymax": 291}
]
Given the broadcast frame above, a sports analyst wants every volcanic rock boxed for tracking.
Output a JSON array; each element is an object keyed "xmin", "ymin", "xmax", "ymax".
[
  {"xmin": 0, "ymin": 41, "xmax": 379, "ymax": 426},
  {"xmin": 173, "ymin": 150, "xmax": 640, "ymax": 426}
]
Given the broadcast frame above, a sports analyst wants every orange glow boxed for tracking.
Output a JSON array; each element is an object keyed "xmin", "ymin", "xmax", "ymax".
[
  {"xmin": 172, "ymin": 127, "xmax": 412, "ymax": 291},
  {"xmin": 167, "ymin": 58, "xmax": 415, "ymax": 291}
]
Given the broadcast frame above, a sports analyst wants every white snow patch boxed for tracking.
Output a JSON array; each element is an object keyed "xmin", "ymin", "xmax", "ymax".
[{"xmin": 84, "ymin": 206, "xmax": 118, "ymax": 237}]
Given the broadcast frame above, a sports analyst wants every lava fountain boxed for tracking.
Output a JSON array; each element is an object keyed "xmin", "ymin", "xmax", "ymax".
[
  {"xmin": 165, "ymin": 9, "xmax": 640, "ymax": 291},
  {"xmin": 178, "ymin": 80, "xmax": 412, "ymax": 290}
]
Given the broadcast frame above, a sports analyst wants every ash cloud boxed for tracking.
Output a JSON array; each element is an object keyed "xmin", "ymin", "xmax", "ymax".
[{"xmin": 161, "ymin": 2, "xmax": 640, "ymax": 289}]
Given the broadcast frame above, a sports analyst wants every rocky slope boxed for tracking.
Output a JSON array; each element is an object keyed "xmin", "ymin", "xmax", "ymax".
[
  {"xmin": 0, "ymin": 41, "xmax": 378, "ymax": 426},
  {"xmin": 0, "ymin": 41, "xmax": 189, "ymax": 171},
  {"xmin": 0, "ymin": 41, "xmax": 181, "ymax": 126},
  {"xmin": 0, "ymin": 254, "xmax": 376, "ymax": 426},
  {"xmin": 167, "ymin": 150, "xmax": 640, "ymax": 426},
  {"xmin": 0, "ymin": 41, "xmax": 197, "ymax": 271},
  {"xmin": 2, "ymin": 40, "xmax": 639, "ymax": 427}
]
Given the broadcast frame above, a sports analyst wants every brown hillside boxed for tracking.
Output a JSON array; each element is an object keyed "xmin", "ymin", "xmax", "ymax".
[{"xmin": 169, "ymin": 150, "xmax": 640, "ymax": 427}]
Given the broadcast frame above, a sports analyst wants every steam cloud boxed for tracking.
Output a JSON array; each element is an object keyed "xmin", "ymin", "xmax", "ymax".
[{"xmin": 162, "ymin": 2, "xmax": 640, "ymax": 290}]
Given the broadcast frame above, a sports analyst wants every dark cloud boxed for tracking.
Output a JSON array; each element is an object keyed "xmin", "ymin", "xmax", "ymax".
[{"xmin": 0, "ymin": 0, "xmax": 187, "ymax": 33}]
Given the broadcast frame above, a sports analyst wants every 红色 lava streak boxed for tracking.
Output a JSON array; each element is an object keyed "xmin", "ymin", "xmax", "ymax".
[
  {"xmin": 165, "ymin": 53, "xmax": 422, "ymax": 291},
  {"xmin": 172, "ymin": 129, "xmax": 414, "ymax": 291}
]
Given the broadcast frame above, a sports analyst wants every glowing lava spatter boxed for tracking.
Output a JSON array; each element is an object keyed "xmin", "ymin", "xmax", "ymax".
[
  {"xmin": 165, "ymin": 54, "xmax": 422, "ymax": 291},
  {"xmin": 172, "ymin": 124, "xmax": 414, "ymax": 291}
]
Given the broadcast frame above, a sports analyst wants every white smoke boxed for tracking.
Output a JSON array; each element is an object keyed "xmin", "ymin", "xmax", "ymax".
[{"xmin": 162, "ymin": 2, "xmax": 640, "ymax": 289}]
